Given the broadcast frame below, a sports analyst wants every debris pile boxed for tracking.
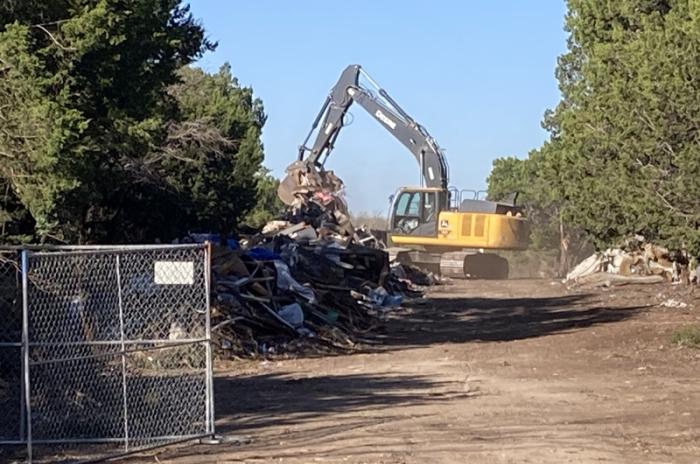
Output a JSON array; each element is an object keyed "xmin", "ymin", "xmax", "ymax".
[
  {"xmin": 209, "ymin": 239, "xmax": 430, "ymax": 357},
  {"xmin": 207, "ymin": 163, "xmax": 435, "ymax": 358},
  {"xmin": 565, "ymin": 236, "xmax": 697, "ymax": 287}
]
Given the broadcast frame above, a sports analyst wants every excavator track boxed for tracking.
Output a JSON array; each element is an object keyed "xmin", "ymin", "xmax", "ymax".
[
  {"xmin": 395, "ymin": 249, "xmax": 509, "ymax": 280},
  {"xmin": 440, "ymin": 251, "xmax": 509, "ymax": 280}
]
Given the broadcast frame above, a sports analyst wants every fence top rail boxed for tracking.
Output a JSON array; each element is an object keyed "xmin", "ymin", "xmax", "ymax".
[{"xmin": 0, "ymin": 243, "xmax": 207, "ymax": 256}]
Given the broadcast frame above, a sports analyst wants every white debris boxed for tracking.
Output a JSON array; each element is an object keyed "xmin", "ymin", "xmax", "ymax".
[
  {"xmin": 262, "ymin": 220, "xmax": 292, "ymax": 235},
  {"xmin": 566, "ymin": 237, "xmax": 684, "ymax": 285},
  {"xmin": 660, "ymin": 298, "xmax": 688, "ymax": 309},
  {"xmin": 566, "ymin": 253, "xmax": 605, "ymax": 282}
]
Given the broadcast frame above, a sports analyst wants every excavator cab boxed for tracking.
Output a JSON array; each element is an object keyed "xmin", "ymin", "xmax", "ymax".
[
  {"xmin": 390, "ymin": 187, "xmax": 448, "ymax": 237},
  {"xmin": 389, "ymin": 186, "xmax": 529, "ymax": 251}
]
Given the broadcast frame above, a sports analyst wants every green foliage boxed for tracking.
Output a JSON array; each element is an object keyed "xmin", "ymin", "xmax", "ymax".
[
  {"xmin": 0, "ymin": 0, "xmax": 215, "ymax": 243},
  {"xmin": 489, "ymin": 0, "xmax": 700, "ymax": 264},
  {"xmin": 0, "ymin": 177, "xmax": 34, "ymax": 243},
  {"xmin": 0, "ymin": 2, "xmax": 274, "ymax": 243},
  {"xmin": 671, "ymin": 326, "xmax": 700, "ymax": 349},
  {"xmin": 552, "ymin": 0, "xmax": 700, "ymax": 255},
  {"xmin": 243, "ymin": 168, "xmax": 285, "ymax": 229},
  {"xmin": 163, "ymin": 64, "xmax": 267, "ymax": 236},
  {"xmin": 487, "ymin": 157, "xmax": 529, "ymax": 203},
  {"xmin": 487, "ymin": 147, "xmax": 591, "ymax": 276}
]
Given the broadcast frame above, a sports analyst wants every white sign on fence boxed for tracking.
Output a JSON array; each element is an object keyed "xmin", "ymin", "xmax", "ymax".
[{"xmin": 154, "ymin": 261, "xmax": 195, "ymax": 285}]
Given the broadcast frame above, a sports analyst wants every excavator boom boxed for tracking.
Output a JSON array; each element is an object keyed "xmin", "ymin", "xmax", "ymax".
[{"xmin": 296, "ymin": 64, "xmax": 449, "ymax": 190}]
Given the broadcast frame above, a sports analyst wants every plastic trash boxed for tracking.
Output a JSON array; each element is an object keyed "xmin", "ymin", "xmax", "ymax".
[
  {"xmin": 247, "ymin": 247, "xmax": 281, "ymax": 261},
  {"xmin": 367, "ymin": 287, "xmax": 403, "ymax": 308},
  {"xmin": 277, "ymin": 303, "xmax": 304, "ymax": 328},
  {"xmin": 383, "ymin": 294, "xmax": 403, "ymax": 307},
  {"xmin": 324, "ymin": 308, "xmax": 339, "ymax": 322},
  {"xmin": 316, "ymin": 243, "xmax": 353, "ymax": 268},
  {"xmin": 273, "ymin": 261, "xmax": 316, "ymax": 303},
  {"xmin": 390, "ymin": 263, "xmax": 407, "ymax": 280},
  {"xmin": 368, "ymin": 287, "xmax": 389, "ymax": 306}
]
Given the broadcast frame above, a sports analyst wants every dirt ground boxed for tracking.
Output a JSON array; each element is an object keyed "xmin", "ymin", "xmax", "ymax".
[{"xmin": 131, "ymin": 279, "xmax": 700, "ymax": 464}]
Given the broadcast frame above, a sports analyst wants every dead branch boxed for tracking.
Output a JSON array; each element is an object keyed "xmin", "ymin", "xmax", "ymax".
[
  {"xmin": 165, "ymin": 120, "xmax": 235, "ymax": 149},
  {"xmin": 31, "ymin": 24, "xmax": 76, "ymax": 52},
  {"xmin": 146, "ymin": 120, "xmax": 241, "ymax": 165},
  {"xmin": 33, "ymin": 19, "xmax": 71, "ymax": 28},
  {"xmin": 655, "ymin": 190, "xmax": 692, "ymax": 218}
]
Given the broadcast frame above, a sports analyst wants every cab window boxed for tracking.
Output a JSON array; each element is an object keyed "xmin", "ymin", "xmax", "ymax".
[
  {"xmin": 394, "ymin": 192, "xmax": 412, "ymax": 216},
  {"xmin": 392, "ymin": 190, "xmax": 438, "ymax": 236},
  {"xmin": 405, "ymin": 193, "xmax": 421, "ymax": 216}
]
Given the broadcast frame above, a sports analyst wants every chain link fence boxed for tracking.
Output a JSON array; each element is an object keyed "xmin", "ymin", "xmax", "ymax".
[{"xmin": 0, "ymin": 245, "xmax": 214, "ymax": 463}]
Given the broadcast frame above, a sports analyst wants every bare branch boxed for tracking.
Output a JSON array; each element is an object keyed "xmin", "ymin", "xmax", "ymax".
[
  {"xmin": 165, "ymin": 120, "xmax": 235, "ymax": 149},
  {"xmin": 655, "ymin": 190, "xmax": 692, "ymax": 218},
  {"xmin": 33, "ymin": 19, "xmax": 71, "ymax": 28},
  {"xmin": 31, "ymin": 24, "xmax": 76, "ymax": 52},
  {"xmin": 154, "ymin": 120, "xmax": 240, "ymax": 163}
]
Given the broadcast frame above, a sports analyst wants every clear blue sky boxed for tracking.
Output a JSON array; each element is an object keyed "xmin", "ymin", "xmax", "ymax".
[{"xmin": 189, "ymin": 1, "xmax": 568, "ymax": 213}]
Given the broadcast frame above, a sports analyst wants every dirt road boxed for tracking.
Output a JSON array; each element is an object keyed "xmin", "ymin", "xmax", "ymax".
[{"xmin": 136, "ymin": 279, "xmax": 700, "ymax": 463}]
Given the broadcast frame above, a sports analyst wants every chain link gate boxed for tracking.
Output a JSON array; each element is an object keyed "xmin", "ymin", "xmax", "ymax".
[{"xmin": 1, "ymin": 245, "xmax": 215, "ymax": 463}]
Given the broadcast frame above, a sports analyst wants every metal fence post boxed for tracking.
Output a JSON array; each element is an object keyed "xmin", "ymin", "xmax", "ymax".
[
  {"xmin": 204, "ymin": 243, "xmax": 215, "ymax": 435},
  {"xmin": 115, "ymin": 254, "xmax": 130, "ymax": 452},
  {"xmin": 21, "ymin": 250, "xmax": 32, "ymax": 463},
  {"xmin": 19, "ymin": 283, "xmax": 25, "ymax": 443}
]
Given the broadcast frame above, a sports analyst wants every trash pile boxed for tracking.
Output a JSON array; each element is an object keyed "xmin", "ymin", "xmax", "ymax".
[
  {"xmin": 207, "ymin": 163, "xmax": 435, "ymax": 358},
  {"xmin": 565, "ymin": 236, "xmax": 697, "ymax": 287},
  {"xmin": 209, "ymin": 239, "xmax": 431, "ymax": 358}
]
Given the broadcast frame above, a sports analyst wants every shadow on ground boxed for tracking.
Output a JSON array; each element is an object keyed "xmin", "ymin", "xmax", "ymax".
[
  {"xmin": 212, "ymin": 291, "xmax": 643, "ymax": 433},
  {"xmin": 214, "ymin": 371, "xmax": 472, "ymax": 435},
  {"xmin": 379, "ymin": 292, "xmax": 644, "ymax": 348},
  {"xmin": 212, "ymin": 292, "xmax": 643, "ymax": 433}
]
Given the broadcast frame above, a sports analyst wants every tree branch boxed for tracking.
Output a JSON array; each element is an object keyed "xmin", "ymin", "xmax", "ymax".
[
  {"xmin": 655, "ymin": 190, "xmax": 692, "ymax": 218},
  {"xmin": 32, "ymin": 24, "xmax": 76, "ymax": 52}
]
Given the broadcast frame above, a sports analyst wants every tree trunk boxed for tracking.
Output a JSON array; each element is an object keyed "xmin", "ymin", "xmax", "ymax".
[{"xmin": 558, "ymin": 209, "xmax": 569, "ymax": 278}]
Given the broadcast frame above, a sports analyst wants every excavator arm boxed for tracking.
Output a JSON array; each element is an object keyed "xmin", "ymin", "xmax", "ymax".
[{"xmin": 296, "ymin": 64, "xmax": 449, "ymax": 190}]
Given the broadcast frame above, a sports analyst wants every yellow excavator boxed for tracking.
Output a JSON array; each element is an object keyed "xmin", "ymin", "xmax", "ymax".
[{"xmin": 280, "ymin": 64, "xmax": 528, "ymax": 278}]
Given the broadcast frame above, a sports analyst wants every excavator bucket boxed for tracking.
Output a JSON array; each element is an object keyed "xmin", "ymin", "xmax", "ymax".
[
  {"xmin": 277, "ymin": 161, "xmax": 305, "ymax": 205},
  {"xmin": 277, "ymin": 160, "xmax": 345, "ymax": 206}
]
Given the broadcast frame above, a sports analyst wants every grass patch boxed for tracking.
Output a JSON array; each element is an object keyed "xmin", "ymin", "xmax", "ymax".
[{"xmin": 671, "ymin": 326, "xmax": 700, "ymax": 349}]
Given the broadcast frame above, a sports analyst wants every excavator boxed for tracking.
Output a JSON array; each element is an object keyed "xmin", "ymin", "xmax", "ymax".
[{"xmin": 279, "ymin": 64, "xmax": 529, "ymax": 279}]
